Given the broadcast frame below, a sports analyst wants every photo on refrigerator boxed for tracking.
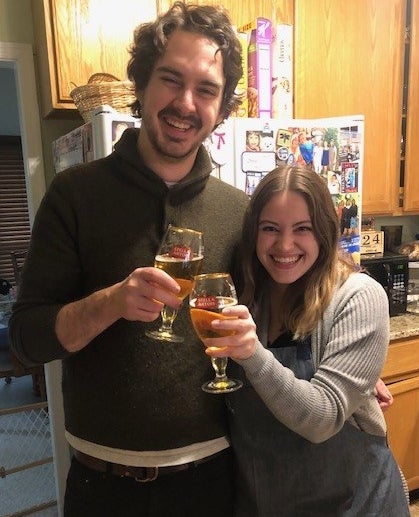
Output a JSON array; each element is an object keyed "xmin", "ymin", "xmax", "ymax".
[{"xmin": 232, "ymin": 115, "xmax": 364, "ymax": 265}]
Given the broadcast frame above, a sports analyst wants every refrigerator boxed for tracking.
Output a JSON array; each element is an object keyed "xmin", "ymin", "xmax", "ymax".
[
  {"xmin": 52, "ymin": 105, "xmax": 141, "ymax": 173},
  {"xmin": 53, "ymin": 111, "xmax": 364, "ymax": 263},
  {"xmin": 206, "ymin": 115, "xmax": 364, "ymax": 264}
]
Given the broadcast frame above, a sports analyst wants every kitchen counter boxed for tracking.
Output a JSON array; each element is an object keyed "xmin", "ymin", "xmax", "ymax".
[{"xmin": 390, "ymin": 306, "xmax": 419, "ymax": 341}]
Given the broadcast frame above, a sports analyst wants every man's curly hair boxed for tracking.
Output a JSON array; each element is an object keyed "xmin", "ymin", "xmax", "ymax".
[{"xmin": 127, "ymin": 2, "xmax": 243, "ymax": 123}]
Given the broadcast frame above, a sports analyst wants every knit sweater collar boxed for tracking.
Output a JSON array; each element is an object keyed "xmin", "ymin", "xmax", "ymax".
[{"xmin": 113, "ymin": 127, "xmax": 213, "ymax": 205}]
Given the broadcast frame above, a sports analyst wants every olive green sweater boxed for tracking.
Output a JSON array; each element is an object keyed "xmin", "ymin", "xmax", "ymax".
[{"xmin": 9, "ymin": 128, "xmax": 249, "ymax": 451}]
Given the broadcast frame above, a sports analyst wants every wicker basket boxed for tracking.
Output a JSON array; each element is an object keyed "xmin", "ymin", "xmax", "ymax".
[{"xmin": 70, "ymin": 73, "xmax": 136, "ymax": 122}]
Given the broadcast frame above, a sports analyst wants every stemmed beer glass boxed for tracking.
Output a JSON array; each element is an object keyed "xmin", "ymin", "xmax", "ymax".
[
  {"xmin": 189, "ymin": 273, "xmax": 243, "ymax": 393},
  {"xmin": 145, "ymin": 225, "xmax": 203, "ymax": 343}
]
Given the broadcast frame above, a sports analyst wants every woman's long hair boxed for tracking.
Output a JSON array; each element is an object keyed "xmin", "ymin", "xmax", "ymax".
[{"xmin": 239, "ymin": 164, "xmax": 357, "ymax": 338}]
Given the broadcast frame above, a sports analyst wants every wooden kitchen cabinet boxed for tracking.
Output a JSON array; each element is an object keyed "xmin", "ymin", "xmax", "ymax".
[
  {"xmin": 156, "ymin": 0, "xmax": 293, "ymax": 27},
  {"xmin": 381, "ymin": 336, "xmax": 419, "ymax": 491},
  {"xmin": 402, "ymin": 0, "xmax": 419, "ymax": 213},
  {"xmin": 32, "ymin": 0, "xmax": 417, "ymax": 215},
  {"xmin": 31, "ymin": 0, "xmax": 157, "ymax": 117},
  {"xmin": 32, "ymin": 0, "xmax": 293, "ymax": 118},
  {"xmin": 293, "ymin": 0, "xmax": 406, "ymax": 216}
]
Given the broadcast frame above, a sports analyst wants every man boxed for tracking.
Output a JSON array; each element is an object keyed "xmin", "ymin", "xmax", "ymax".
[{"xmin": 9, "ymin": 3, "xmax": 248, "ymax": 516}]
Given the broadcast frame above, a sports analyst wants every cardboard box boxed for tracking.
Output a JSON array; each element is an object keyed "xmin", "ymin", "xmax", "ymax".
[
  {"xmin": 52, "ymin": 124, "xmax": 91, "ymax": 173},
  {"xmin": 52, "ymin": 106, "xmax": 140, "ymax": 173},
  {"xmin": 272, "ymin": 24, "xmax": 293, "ymax": 118},
  {"xmin": 239, "ymin": 18, "xmax": 273, "ymax": 118},
  {"xmin": 231, "ymin": 30, "xmax": 249, "ymax": 118}
]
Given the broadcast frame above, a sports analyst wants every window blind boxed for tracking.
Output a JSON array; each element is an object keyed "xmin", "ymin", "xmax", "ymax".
[{"xmin": 0, "ymin": 136, "xmax": 31, "ymax": 286}]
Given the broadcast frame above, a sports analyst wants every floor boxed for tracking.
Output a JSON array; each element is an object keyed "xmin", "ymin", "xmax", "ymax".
[
  {"xmin": 0, "ymin": 375, "xmax": 57, "ymax": 517},
  {"xmin": 0, "ymin": 374, "xmax": 39, "ymax": 410}
]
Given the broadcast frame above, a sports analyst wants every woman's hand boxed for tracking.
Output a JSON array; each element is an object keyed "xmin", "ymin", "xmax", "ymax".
[
  {"xmin": 203, "ymin": 304, "xmax": 258, "ymax": 360},
  {"xmin": 374, "ymin": 378, "xmax": 393, "ymax": 412}
]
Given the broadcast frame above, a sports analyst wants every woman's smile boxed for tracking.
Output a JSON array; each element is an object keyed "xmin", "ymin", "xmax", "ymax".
[{"xmin": 257, "ymin": 191, "xmax": 319, "ymax": 285}]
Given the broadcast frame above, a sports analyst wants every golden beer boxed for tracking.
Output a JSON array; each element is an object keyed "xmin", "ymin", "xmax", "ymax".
[
  {"xmin": 189, "ymin": 273, "xmax": 242, "ymax": 393},
  {"xmin": 190, "ymin": 297, "xmax": 237, "ymax": 339},
  {"xmin": 155, "ymin": 254, "xmax": 203, "ymax": 299}
]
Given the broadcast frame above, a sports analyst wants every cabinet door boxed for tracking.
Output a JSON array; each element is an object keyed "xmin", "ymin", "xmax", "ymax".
[
  {"xmin": 156, "ymin": 1, "xmax": 293, "ymax": 30},
  {"xmin": 381, "ymin": 336, "xmax": 419, "ymax": 383},
  {"xmin": 294, "ymin": 0, "xmax": 405, "ymax": 216},
  {"xmin": 403, "ymin": 0, "xmax": 419, "ymax": 213},
  {"xmin": 386, "ymin": 376, "xmax": 419, "ymax": 491},
  {"xmin": 32, "ymin": 0, "xmax": 157, "ymax": 116}
]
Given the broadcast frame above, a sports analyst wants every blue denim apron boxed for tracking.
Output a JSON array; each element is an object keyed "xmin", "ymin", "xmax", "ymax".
[{"xmin": 227, "ymin": 335, "xmax": 409, "ymax": 517}]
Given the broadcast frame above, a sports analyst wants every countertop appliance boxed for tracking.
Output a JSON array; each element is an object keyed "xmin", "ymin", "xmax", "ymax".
[{"xmin": 360, "ymin": 252, "xmax": 409, "ymax": 316}]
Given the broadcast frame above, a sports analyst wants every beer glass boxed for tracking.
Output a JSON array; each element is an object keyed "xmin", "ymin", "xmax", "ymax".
[
  {"xmin": 146, "ymin": 225, "xmax": 203, "ymax": 343},
  {"xmin": 190, "ymin": 273, "xmax": 243, "ymax": 393}
]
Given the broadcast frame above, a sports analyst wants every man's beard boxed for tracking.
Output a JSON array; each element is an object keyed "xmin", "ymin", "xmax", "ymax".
[{"xmin": 143, "ymin": 107, "xmax": 205, "ymax": 161}]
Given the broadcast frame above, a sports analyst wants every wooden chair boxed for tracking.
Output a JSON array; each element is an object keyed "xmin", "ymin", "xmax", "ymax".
[
  {"xmin": 10, "ymin": 250, "xmax": 28, "ymax": 288},
  {"xmin": 0, "ymin": 344, "xmax": 47, "ymax": 401}
]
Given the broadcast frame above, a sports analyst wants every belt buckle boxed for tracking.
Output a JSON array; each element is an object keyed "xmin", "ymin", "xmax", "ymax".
[{"xmin": 134, "ymin": 466, "xmax": 159, "ymax": 483}]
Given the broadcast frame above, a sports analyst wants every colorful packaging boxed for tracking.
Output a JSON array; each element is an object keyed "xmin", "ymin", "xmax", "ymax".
[
  {"xmin": 239, "ymin": 18, "xmax": 273, "ymax": 118},
  {"xmin": 272, "ymin": 24, "xmax": 293, "ymax": 118},
  {"xmin": 231, "ymin": 30, "xmax": 249, "ymax": 118}
]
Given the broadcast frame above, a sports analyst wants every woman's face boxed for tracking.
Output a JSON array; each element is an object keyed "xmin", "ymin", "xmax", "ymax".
[{"xmin": 256, "ymin": 191, "xmax": 320, "ymax": 285}]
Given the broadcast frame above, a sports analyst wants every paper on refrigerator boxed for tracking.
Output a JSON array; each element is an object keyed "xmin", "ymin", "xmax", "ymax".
[
  {"xmin": 52, "ymin": 105, "xmax": 140, "ymax": 173},
  {"xmin": 217, "ymin": 115, "xmax": 364, "ymax": 264}
]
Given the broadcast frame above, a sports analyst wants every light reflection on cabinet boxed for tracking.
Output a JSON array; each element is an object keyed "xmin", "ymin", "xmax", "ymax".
[
  {"xmin": 32, "ymin": 0, "xmax": 157, "ymax": 116},
  {"xmin": 293, "ymin": 0, "xmax": 405, "ymax": 216},
  {"xmin": 403, "ymin": 0, "xmax": 419, "ymax": 212}
]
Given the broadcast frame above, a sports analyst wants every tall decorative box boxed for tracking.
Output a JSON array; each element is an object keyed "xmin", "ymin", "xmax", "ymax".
[
  {"xmin": 238, "ymin": 18, "xmax": 273, "ymax": 118},
  {"xmin": 272, "ymin": 24, "xmax": 293, "ymax": 118}
]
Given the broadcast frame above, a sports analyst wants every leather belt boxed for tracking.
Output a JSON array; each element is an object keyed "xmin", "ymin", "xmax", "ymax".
[{"xmin": 73, "ymin": 449, "xmax": 227, "ymax": 483}]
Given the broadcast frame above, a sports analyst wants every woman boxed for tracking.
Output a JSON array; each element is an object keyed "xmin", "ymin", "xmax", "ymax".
[{"xmin": 205, "ymin": 164, "xmax": 409, "ymax": 516}]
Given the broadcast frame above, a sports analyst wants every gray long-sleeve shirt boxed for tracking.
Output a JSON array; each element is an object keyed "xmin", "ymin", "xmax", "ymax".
[{"xmin": 236, "ymin": 272, "xmax": 390, "ymax": 443}]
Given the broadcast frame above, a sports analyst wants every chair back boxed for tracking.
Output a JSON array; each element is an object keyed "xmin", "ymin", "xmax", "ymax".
[{"xmin": 10, "ymin": 250, "xmax": 27, "ymax": 288}]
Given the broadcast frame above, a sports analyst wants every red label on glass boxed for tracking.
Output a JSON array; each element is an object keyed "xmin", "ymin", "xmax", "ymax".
[
  {"xmin": 169, "ymin": 245, "xmax": 191, "ymax": 260},
  {"xmin": 195, "ymin": 295, "xmax": 218, "ymax": 309}
]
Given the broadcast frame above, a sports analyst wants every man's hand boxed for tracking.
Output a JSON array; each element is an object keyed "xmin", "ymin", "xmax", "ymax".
[{"xmin": 56, "ymin": 267, "xmax": 182, "ymax": 353}]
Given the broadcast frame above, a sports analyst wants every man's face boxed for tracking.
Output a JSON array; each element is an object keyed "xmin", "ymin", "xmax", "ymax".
[{"xmin": 138, "ymin": 30, "xmax": 225, "ymax": 165}]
